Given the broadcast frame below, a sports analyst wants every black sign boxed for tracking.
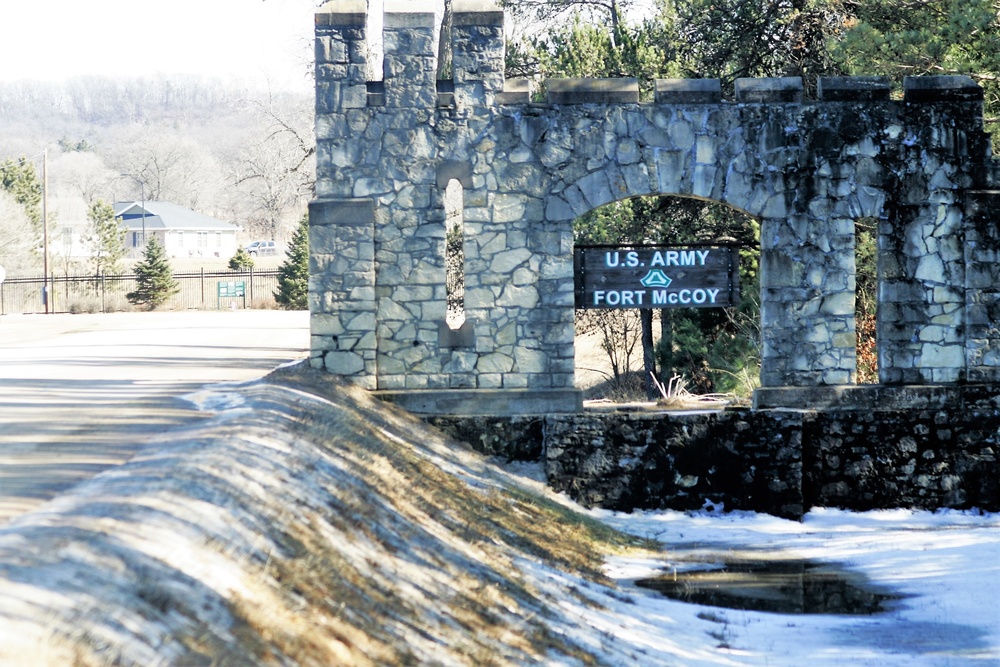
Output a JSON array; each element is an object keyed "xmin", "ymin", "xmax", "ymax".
[{"xmin": 575, "ymin": 245, "xmax": 739, "ymax": 309}]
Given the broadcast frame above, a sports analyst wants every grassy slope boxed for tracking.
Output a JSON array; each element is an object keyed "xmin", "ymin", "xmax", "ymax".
[{"xmin": 0, "ymin": 366, "xmax": 654, "ymax": 666}]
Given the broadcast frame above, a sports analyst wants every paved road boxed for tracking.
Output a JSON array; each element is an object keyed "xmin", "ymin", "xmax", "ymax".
[{"xmin": 0, "ymin": 310, "xmax": 309, "ymax": 522}]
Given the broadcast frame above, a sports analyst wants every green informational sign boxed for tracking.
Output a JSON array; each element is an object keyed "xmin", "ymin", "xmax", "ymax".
[
  {"xmin": 574, "ymin": 245, "xmax": 739, "ymax": 309},
  {"xmin": 218, "ymin": 281, "xmax": 246, "ymax": 298},
  {"xmin": 217, "ymin": 281, "xmax": 246, "ymax": 309}
]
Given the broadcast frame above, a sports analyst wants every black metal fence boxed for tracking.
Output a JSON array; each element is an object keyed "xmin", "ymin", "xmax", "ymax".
[{"xmin": 0, "ymin": 269, "xmax": 281, "ymax": 315}]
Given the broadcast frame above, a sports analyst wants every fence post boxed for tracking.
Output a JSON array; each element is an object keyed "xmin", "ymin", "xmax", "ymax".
[
  {"xmin": 249, "ymin": 266, "xmax": 254, "ymax": 304},
  {"xmin": 100, "ymin": 272, "xmax": 106, "ymax": 313},
  {"xmin": 200, "ymin": 267, "xmax": 205, "ymax": 307}
]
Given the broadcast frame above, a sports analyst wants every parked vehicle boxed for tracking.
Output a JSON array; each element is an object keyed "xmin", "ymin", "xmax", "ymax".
[{"xmin": 245, "ymin": 240, "xmax": 277, "ymax": 256}]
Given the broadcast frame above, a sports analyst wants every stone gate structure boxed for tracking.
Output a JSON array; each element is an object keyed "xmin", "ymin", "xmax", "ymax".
[{"xmin": 309, "ymin": 0, "xmax": 1000, "ymax": 416}]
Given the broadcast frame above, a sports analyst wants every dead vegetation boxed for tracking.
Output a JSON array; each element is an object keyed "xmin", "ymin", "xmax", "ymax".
[{"xmin": 0, "ymin": 364, "xmax": 656, "ymax": 666}]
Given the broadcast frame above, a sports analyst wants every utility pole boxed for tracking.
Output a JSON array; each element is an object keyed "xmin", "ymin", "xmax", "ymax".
[{"xmin": 42, "ymin": 149, "xmax": 49, "ymax": 314}]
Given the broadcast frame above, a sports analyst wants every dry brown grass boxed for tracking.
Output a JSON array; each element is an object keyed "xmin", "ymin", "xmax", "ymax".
[
  {"xmin": 244, "ymin": 364, "xmax": 657, "ymax": 665},
  {"xmin": 0, "ymin": 363, "xmax": 658, "ymax": 666}
]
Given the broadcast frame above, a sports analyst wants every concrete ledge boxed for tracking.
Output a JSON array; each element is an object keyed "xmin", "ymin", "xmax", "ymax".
[
  {"xmin": 374, "ymin": 389, "xmax": 584, "ymax": 416},
  {"xmin": 655, "ymin": 79, "xmax": 722, "ymax": 104},
  {"xmin": 546, "ymin": 78, "xmax": 640, "ymax": 105},
  {"xmin": 316, "ymin": 0, "xmax": 366, "ymax": 26},
  {"xmin": 752, "ymin": 384, "xmax": 1000, "ymax": 410},
  {"xmin": 904, "ymin": 75, "xmax": 983, "ymax": 102},
  {"xmin": 735, "ymin": 77, "xmax": 804, "ymax": 103},
  {"xmin": 453, "ymin": 0, "xmax": 504, "ymax": 25},
  {"xmin": 496, "ymin": 79, "xmax": 530, "ymax": 105},
  {"xmin": 817, "ymin": 76, "xmax": 891, "ymax": 102},
  {"xmin": 384, "ymin": 2, "xmax": 436, "ymax": 28}
]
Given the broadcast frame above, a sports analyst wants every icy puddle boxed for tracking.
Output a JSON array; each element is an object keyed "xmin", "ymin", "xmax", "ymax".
[{"xmin": 636, "ymin": 557, "xmax": 900, "ymax": 615}]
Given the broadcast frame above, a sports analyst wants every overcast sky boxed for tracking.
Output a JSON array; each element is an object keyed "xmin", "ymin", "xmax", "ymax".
[{"xmin": 0, "ymin": 0, "xmax": 319, "ymax": 92}]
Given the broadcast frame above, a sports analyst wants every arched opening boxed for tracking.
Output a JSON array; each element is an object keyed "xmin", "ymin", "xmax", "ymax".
[
  {"xmin": 443, "ymin": 178, "xmax": 465, "ymax": 329},
  {"xmin": 573, "ymin": 194, "xmax": 760, "ymax": 403}
]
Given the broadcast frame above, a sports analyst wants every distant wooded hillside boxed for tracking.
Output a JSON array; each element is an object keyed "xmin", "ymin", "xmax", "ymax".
[{"xmin": 0, "ymin": 75, "xmax": 314, "ymax": 275}]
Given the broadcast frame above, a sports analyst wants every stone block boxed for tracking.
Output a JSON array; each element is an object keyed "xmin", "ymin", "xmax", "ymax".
[
  {"xmin": 315, "ymin": 0, "xmax": 366, "ymax": 26},
  {"xmin": 365, "ymin": 81, "xmax": 386, "ymax": 106},
  {"xmin": 735, "ymin": 77, "xmax": 804, "ymax": 103},
  {"xmin": 452, "ymin": 0, "xmax": 504, "ymax": 25},
  {"xmin": 546, "ymin": 78, "xmax": 640, "ymax": 105},
  {"xmin": 904, "ymin": 75, "xmax": 983, "ymax": 103},
  {"xmin": 324, "ymin": 350, "xmax": 366, "ymax": 375},
  {"xmin": 439, "ymin": 320, "xmax": 476, "ymax": 349},
  {"xmin": 817, "ymin": 76, "xmax": 891, "ymax": 102},
  {"xmin": 310, "ymin": 198, "xmax": 375, "ymax": 227},
  {"xmin": 654, "ymin": 79, "xmax": 722, "ymax": 104},
  {"xmin": 496, "ymin": 79, "xmax": 530, "ymax": 105},
  {"xmin": 384, "ymin": 2, "xmax": 436, "ymax": 29},
  {"xmin": 376, "ymin": 388, "xmax": 583, "ymax": 415}
]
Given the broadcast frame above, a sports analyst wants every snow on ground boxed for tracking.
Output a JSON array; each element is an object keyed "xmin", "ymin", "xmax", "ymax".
[
  {"xmin": 0, "ymin": 370, "xmax": 996, "ymax": 665},
  {"xmin": 501, "ymin": 462, "xmax": 1000, "ymax": 666},
  {"xmin": 584, "ymin": 507, "xmax": 1000, "ymax": 665}
]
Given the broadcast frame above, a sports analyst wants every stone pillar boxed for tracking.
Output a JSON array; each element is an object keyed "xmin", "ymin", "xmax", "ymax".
[
  {"xmin": 309, "ymin": 199, "xmax": 377, "ymax": 389},
  {"xmin": 314, "ymin": 1, "xmax": 368, "ymax": 200},
  {"xmin": 382, "ymin": 2, "xmax": 437, "ymax": 108},
  {"xmin": 878, "ymin": 76, "xmax": 985, "ymax": 384},
  {"xmin": 451, "ymin": 0, "xmax": 505, "ymax": 107},
  {"xmin": 965, "ymin": 190, "xmax": 1000, "ymax": 381},
  {"xmin": 750, "ymin": 78, "xmax": 857, "ymax": 388},
  {"xmin": 315, "ymin": 1, "xmax": 368, "ymax": 107},
  {"xmin": 374, "ymin": 2, "xmax": 449, "ymax": 391},
  {"xmin": 310, "ymin": 3, "xmax": 378, "ymax": 388},
  {"xmin": 759, "ymin": 214, "xmax": 857, "ymax": 387}
]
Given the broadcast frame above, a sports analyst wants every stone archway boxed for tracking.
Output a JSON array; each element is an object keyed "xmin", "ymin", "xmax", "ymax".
[{"xmin": 310, "ymin": 0, "xmax": 997, "ymax": 415}]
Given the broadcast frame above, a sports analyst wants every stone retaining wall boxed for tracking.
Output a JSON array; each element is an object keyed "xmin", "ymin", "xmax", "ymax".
[{"xmin": 430, "ymin": 388, "xmax": 1000, "ymax": 519}]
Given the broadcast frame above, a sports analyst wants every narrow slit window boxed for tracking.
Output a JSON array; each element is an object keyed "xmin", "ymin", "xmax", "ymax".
[
  {"xmin": 855, "ymin": 217, "xmax": 878, "ymax": 384},
  {"xmin": 444, "ymin": 179, "xmax": 465, "ymax": 329}
]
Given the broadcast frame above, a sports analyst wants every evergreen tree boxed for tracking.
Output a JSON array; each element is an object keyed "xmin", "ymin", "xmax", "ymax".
[
  {"xmin": 126, "ymin": 236, "xmax": 179, "ymax": 310},
  {"xmin": 832, "ymin": 0, "xmax": 1000, "ymax": 141},
  {"xmin": 85, "ymin": 199, "xmax": 126, "ymax": 276},
  {"xmin": 671, "ymin": 0, "xmax": 849, "ymax": 95},
  {"xmin": 0, "ymin": 157, "xmax": 42, "ymax": 230},
  {"xmin": 228, "ymin": 247, "xmax": 255, "ymax": 271},
  {"xmin": 274, "ymin": 214, "xmax": 309, "ymax": 310}
]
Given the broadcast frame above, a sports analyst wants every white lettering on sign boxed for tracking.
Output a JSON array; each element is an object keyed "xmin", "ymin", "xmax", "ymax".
[
  {"xmin": 652, "ymin": 288, "xmax": 722, "ymax": 305},
  {"xmin": 649, "ymin": 249, "xmax": 711, "ymax": 267},
  {"xmin": 605, "ymin": 251, "xmax": 641, "ymax": 268},
  {"xmin": 593, "ymin": 290, "xmax": 647, "ymax": 306}
]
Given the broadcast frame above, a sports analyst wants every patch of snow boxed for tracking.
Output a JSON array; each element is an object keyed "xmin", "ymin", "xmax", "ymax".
[
  {"xmin": 181, "ymin": 389, "xmax": 250, "ymax": 413},
  {"xmin": 572, "ymin": 506, "xmax": 1000, "ymax": 665}
]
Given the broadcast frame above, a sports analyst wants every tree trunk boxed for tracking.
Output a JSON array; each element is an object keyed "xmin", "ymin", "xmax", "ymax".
[
  {"xmin": 436, "ymin": 0, "xmax": 453, "ymax": 80},
  {"xmin": 659, "ymin": 310, "xmax": 673, "ymax": 376},
  {"xmin": 608, "ymin": 0, "xmax": 621, "ymax": 49},
  {"xmin": 642, "ymin": 309, "xmax": 656, "ymax": 399}
]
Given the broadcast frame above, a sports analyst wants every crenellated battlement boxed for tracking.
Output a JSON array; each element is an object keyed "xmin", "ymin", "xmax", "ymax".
[
  {"xmin": 316, "ymin": 1, "xmax": 983, "ymax": 109},
  {"xmin": 310, "ymin": 0, "xmax": 1000, "ymax": 415}
]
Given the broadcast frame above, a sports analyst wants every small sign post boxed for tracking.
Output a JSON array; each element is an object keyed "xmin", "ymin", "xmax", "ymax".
[
  {"xmin": 575, "ymin": 245, "xmax": 740, "ymax": 309},
  {"xmin": 217, "ymin": 280, "xmax": 246, "ymax": 310}
]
